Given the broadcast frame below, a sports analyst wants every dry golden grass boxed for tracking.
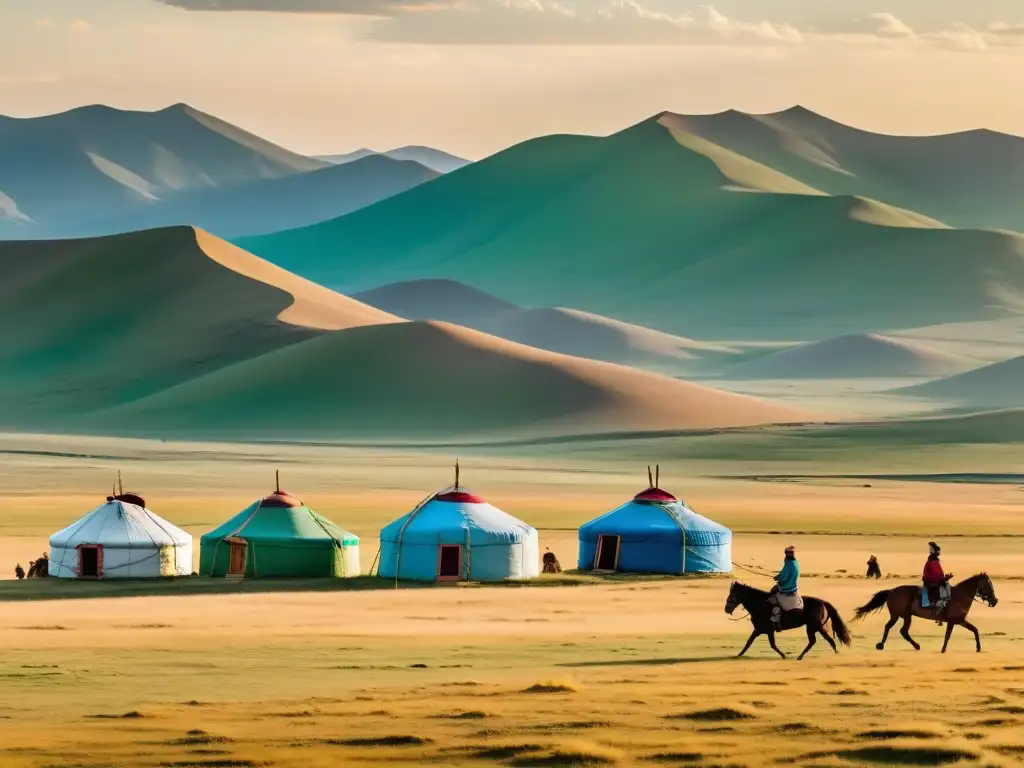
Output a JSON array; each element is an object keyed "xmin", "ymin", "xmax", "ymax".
[{"xmin": 2, "ymin": 434, "xmax": 1024, "ymax": 767}]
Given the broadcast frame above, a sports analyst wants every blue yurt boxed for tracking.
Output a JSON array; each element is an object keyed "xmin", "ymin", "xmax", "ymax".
[
  {"xmin": 578, "ymin": 467, "xmax": 731, "ymax": 574},
  {"xmin": 378, "ymin": 463, "xmax": 539, "ymax": 583}
]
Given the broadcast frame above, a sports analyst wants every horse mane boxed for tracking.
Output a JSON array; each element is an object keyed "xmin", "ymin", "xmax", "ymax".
[{"xmin": 733, "ymin": 581, "xmax": 770, "ymax": 599}]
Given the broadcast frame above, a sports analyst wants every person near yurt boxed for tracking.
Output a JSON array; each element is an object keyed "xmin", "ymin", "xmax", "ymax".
[
  {"xmin": 48, "ymin": 475, "xmax": 193, "ymax": 579},
  {"xmin": 378, "ymin": 461, "xmax": 539, "ymax": 582},
  {"xmin": 578, "ymin": 466, "xmax": 731, "ymax": 575},
  {"xmin": 200, "ymin": 473, "xmax": 359, "ymax": 578}
]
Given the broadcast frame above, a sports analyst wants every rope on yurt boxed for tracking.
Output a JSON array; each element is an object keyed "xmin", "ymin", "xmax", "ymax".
[
  {"xmin": 52, "ymin": 496, "xmax": 107, "ymax": 578},
  {"xmin": 393, "ymin": 490, "xmax": 435, "ymax": 589},
  {"xmin": 308, "ymin": 510, "xmax": 346, "ymax": 576}
]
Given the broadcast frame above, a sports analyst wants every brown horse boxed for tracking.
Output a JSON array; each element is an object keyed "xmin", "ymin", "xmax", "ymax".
[
  {"xmin": 854, "ymin": 573, "xmax": 998, "ymax": 653},
  {"xmin": 725, "ymin": 582, "xmax": 852, "ymax": 660}
]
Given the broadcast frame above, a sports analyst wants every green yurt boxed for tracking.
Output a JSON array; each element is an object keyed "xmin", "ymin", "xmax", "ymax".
[{"xmin": 200, "ymin": 475, "xmax": 360, "ymax": 578}]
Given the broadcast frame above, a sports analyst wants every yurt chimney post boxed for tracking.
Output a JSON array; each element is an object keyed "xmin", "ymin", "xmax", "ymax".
[
  {"xmin": 276, "ymin": 469, "xmax": 280, "ymax": 494},
  {"xmin": 647, "ymin": 466, "xmax": 653, "ymax": 488},
  {"xmin": 455, "ymin": 458, "xmax": 460, "ymax": 490},
  {"xmin": 118, "ymin": 471, "xmax": 123, "ymax": 496},
  {"xmin": 656, "ymin": 465, "xmax": 660, "ymax": 488}
]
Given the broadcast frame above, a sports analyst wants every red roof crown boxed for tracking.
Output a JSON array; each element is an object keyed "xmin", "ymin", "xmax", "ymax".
[
  {"xmin": 261, "ymin": 490, "xmax": 302, "ymax": 508},
  {"xmin": 633, "ymin": 487, "xmax": 677, "ymax": 502},
  {"xmin": 433, "ymin": 490, "xmax": 485, "ymax": 504}
]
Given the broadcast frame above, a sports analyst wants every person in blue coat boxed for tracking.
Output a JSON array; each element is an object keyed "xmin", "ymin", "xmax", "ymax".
[{"xmin": 770, "ymin": 545, "xmax": 803, "ymax": 629}]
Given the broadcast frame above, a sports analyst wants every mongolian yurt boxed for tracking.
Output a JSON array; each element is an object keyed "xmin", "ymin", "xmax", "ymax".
[
  {"xmin": 378, "ymin": 462, "xmax": 539, "ymax": 582},
  {"xmin": 578, "ymin": 467, "xmax": 731, "ymax": 575},
  {"xmin": 49, "ymin": 478, "xmax": 193, "ymax": 579},
  {"xmin": 199, "ymin": 474, "xmax": 359, "ymax": 578}
]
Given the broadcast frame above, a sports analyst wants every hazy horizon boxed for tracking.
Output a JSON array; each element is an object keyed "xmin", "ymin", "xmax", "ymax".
[{"xmin": 3, "ymin": 0, "xmax": 1024, "ymax": 157}]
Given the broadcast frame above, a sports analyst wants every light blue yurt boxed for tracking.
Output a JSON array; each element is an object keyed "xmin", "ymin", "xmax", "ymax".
[
  {"xmin": 378, "ymin": 463, "xmax": 539, "ymax": 583},
  {"xmin": 578, "ymin": 467, "xmax": 731, "ymax": 575}
]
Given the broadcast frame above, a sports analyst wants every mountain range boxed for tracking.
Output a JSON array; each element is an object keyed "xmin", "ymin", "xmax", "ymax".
[
  {"xmin": 241, "ymin": 109, "xmax": 1024, "ymax": 341},
  {"xmin": 3, "ymin": 103, "xmax": 1024, "ymax": 443},
  {"xmin": 317, "ymin": 146, "xmax": 469, "ymax": 174},
  {"xmin": 0, "ymin": 104, "xmax": 442, "ymax": 239}
]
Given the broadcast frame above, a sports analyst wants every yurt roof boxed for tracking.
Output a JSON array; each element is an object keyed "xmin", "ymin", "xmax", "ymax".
[
  {"xmin": 381, "ymin": 482, "xmax": 534, "ymax": 543},
  {"xmin": 201, "ymin": 480, "xmax": 357, "ymax": 546},
  {"xmin": 49, "ymin": 496, "xmax": 191, "ymax": 549}
]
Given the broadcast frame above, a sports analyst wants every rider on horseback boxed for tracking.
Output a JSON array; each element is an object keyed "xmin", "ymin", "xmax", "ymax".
[
  {"xmin": 770, "ymin": 545, "xmax": 803, "ymax": 629},
  {"xmin": 923, "ymin": 541, "xmax": 952, "ymax": 624}
]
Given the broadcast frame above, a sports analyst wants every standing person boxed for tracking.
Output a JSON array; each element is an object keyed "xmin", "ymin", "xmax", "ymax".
[
  {"xmin": 923, "ymin": 541, "xmax": 952, "ymax": 625},
  {"xmin": 770, "ymin": 545, "xmax": 802, "ymax": 629},
  {"xmin": 866, "ymin": 555, "xmax": 881, "ymax": 579},
  {"xmin": 38, "ymin": 552, "xmax": 49, "ymax": 577},
  {"xmin": 14, "ymin": 563, "xmax": 25, "ymax": 580}
]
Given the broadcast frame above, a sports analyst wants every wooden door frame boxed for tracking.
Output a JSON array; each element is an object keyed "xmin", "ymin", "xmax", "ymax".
[
  {"xmin": 436, "ymin": 544, "xmax": 463, "ymax": 582},
  {"xmin": 77, "ymin": 544, "xmax": 104, "ymax": 579},
  {"xmin": 226, "ymin": 538, "xmax": 248, "ymax": 576},
  {"xmin": 593, "ymin": 534, "xmax": 621, "ymax": 571}
]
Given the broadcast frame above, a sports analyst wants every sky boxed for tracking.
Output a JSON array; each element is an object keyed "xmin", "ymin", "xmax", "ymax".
[{"xmin": 2, "ymin": 0, "xmax": 1023, "ymax": 158}]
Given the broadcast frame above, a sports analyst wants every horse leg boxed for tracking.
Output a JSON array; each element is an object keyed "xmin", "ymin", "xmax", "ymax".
[
  {"xmin": 767, "ymin": 629, "xmax": 786, "ymax": 659},
  {"xmin": 960, "ymin": 618, "xmax": 982, "ymax": 653},
  {"xmin": 820, "ymin": 627, "xmax": 838, "ymax": 654},
  {"xmin": 797, "ymin": 625, "xmax": 816, "ymax": 661},
  {"xmin": 900, "ymin": 615, "xmax": 920, "ymax": 651},
  {"xmin": 877, "ymin": 610, "xmax": 898, "ymax": 651},
  {"xmin": 737, "ymin": 629, "xmax": 760, "ymax": 658},
  {"xmin": 941, "ymin": 620, "xmax": 955, "ymax": 653}
]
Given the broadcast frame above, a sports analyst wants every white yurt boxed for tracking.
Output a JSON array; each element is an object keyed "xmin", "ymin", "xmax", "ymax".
[
  {"xmin": 378, "ymin": 462, "xmax": 539, "ymax": 582},
  {"xmin": 49, "ymin": 484, "xmax": 193, "ymax": 579}
]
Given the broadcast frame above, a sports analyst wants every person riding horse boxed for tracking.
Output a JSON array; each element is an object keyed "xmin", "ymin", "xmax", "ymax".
[
  {"xmin": 923, "ymin": 541, "xmax": 952, "ymax": 624},
  {"xmin": 769, "ymin": 545, "xmax": 803, "ymax": 629}
]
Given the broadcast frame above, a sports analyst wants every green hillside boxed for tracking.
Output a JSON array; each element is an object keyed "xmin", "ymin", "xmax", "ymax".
[
  {"xmin": 662, "ymin": 107, "xmax": 1024, "ymax": 232},
  {"xmin": 242, "ymin": 117, "xmax": 1024, "ymax": 341}
]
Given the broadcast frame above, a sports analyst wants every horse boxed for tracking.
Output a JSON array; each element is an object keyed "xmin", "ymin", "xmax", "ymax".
[
  {"xmin": 854, "ymin": 573, "xmax": 998, "ymax": 653},
  {"xmin": 724, "ymin": 581, "xmax": 852, "ymax": 660}
]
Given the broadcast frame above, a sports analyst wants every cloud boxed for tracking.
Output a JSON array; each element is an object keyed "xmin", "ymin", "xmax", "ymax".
[
  {"xmin": 151, "ymin": 0, "xmax": 1024, "ymax": 51},
  {"xmin": 70, "ymin": 20, "xmax": 94, "ymax": 31},
  {"xmin": 156, "ymin": 0, "xmax": 412, "ymax": 13},
  {"xmin": 367, "ymin": 1, "xmax": 804, "ymax": 45}
]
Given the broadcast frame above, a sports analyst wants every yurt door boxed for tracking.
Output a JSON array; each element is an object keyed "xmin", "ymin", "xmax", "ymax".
[
  {"xmin": 437, "ymin": 545, "xmax": 462, "ymax": 581},
  {"xmin": 79, "ymin": 545, "xmax": 102, "ymax": 578},
  {"xmin": 594, "ymin": 535, "xmax": 620, "ymax": 571},
  {"xmin": 227, "ymin": 541, "xmax": 247, "ymax": 576}
]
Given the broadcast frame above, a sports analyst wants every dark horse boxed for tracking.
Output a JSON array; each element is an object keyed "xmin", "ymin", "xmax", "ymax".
[
  {"xmin": 725, "ymin": 581, "xmax": 852, "ymax": 660},
  {"xmin": 854, "ymin": 573, "xmax": 997, "ymax": 653}
]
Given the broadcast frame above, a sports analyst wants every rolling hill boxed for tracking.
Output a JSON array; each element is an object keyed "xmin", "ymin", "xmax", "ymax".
[
  {"xmin": 0, "ymin": 226, "xmax": 397, "ymax": 428},
  {"xmin": 353, "ymin": 279, "xmax": 738, "ymax": 372},
  {"xmin": 727, "ymin": 333, "xmax": 979, "ymax": 379},
  {"xmin": 352, "ymin": 278, "xmax": 518, "ymax": 325},
  {"xmin": 0, "ymin": 104, "xmax": 436, "ymax": 239},
  {"xmin": 319, "ymin": 146, "xmax": 469, "ymax": 174},
  {"xmin": 241, "ymin": 114, "xmax": 1024, "ymax": 341},
  {"xmin": 660, "ymin": 107, "xmax": 1024, "ymax": 232},
  {"xmin": 77, "ymin": 321, "xmax": 815, "ymax": 441},
  {"xmin": 901, "ymin": 355, "xmax": 1024, "ymax": 408}
]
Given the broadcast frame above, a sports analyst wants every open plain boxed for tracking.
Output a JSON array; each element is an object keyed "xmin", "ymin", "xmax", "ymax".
[{"xmin": 2, "ymin": 435, "xmax": 1023, "ymax": 768}]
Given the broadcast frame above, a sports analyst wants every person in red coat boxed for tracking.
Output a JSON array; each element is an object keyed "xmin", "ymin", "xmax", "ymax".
[{"xmin": 923, "ymin": 541, "xmax": 952, "ymax": 623}]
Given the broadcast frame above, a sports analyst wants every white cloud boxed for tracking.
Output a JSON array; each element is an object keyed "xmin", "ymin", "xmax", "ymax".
[
  {"xmin": 869, "ymin": 12, "xmax": 915, "ymax": 38},
  {"xmin": 70, "ymin": 20, "xmax": 94, "ymax": 31}
]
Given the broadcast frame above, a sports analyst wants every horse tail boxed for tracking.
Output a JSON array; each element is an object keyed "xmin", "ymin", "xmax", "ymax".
[
  {"xmin": 854, "ymin": 590, "xmax": 891, "ymax": 622},
  {"xmin": 824, "ymin": 601, "xmax": 852, "ymax": 646}
]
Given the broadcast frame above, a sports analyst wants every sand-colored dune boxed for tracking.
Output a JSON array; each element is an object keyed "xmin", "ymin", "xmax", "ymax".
[
  {"xmin": 83, "ymin": 321, "xmax": 816, "ymax": 441},
  {"xmin": 0, "ymin": 227, "xmax": 395, "ymax": 427},
  {"xmin": 901, "ymin": 354, "xmax": 1024, "ymax": 407},
  {"xmin": 727, "ymin": 332, "xmax": 979, "ymax": 379},
  {"xmin": 243, "ymin": 117, "xmax": 1024, "ymax": 340},
  {"xmin": 661, "ymin": 106, "xmax": 1024, "ymax": 231}
]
